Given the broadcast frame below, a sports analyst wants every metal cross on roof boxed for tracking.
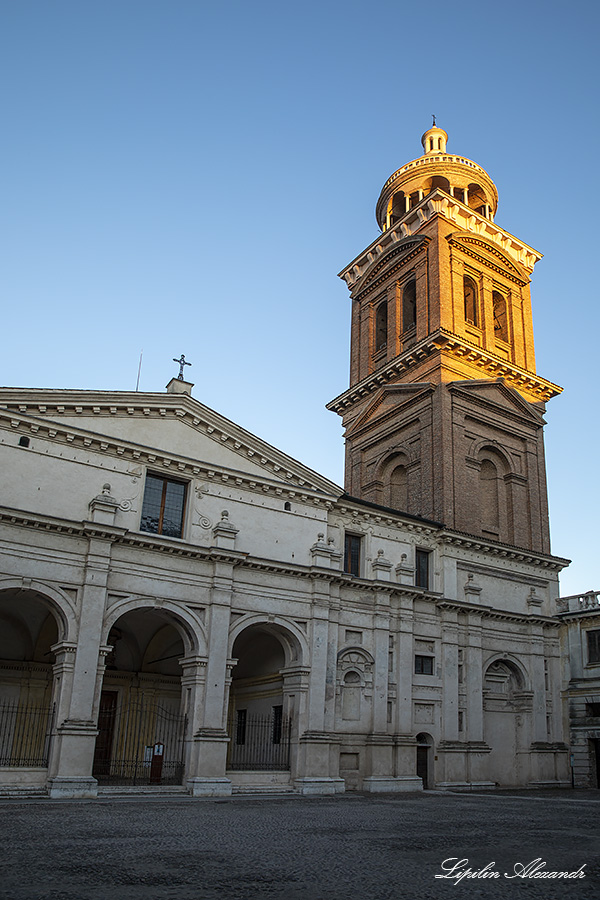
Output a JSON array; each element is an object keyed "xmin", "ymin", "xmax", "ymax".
[{"xmin": 173, "ymin": 354, "xmax": 192, "ymax": 380}]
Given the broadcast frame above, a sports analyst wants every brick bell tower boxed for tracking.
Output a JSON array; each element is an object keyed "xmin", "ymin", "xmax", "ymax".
[{"xmin": 327, "ymin": 124, "xmax": 561, "ymax": 554}]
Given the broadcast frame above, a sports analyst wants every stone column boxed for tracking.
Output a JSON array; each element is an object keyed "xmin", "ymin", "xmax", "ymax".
[
  {"xmin": 364, "ymin": 594, "xmax": 398, "ymax": 792},
  {"xmin": 391, "ymin": 593, "xmax": 422, "ymax": 790},
  {"xmin": 47, "ymin": 488, "xmax": 123, "ymax": 799},
  {"xmin": 437, "ymin": 606, "xmax": 463, "ymax": 788},
  {"xmin": 295, "ymin": 580, "xmax": 344, "ymax": 794},
  {"xmin": 178, "ymin": 655, "xmax": 207, "ymax": 787},
  {"xmin": 187, "ymin": 551, "xmax": 236, "ymax": 797}
]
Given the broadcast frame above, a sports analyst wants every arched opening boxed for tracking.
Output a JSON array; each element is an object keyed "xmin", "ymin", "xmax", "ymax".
[
  {"xmin": 483, "ymin": 658, "xmax": 529, "ymax": 785},
  {"xmin": 476, "ymin": 446, "xmax": 512, "ymax": 541},
  {"xmin": 467, "ymin": 183, "xmax": 488, "ymax": 215},
  {"xmin": 402, "ymin": 280, "xmax": 417, "ymax": 332},
  {"xmin": 228, "ymin": 625, "xmax": 294, "ymax": 771},
  {"xmin": 375, "ymin": 300, "xmax": 388, "ymax": 352},
  {"xmin": 464, "ymin": 275, "xmax": 478, "ymax": 326},
  {"xmin": 493, "ymin": 291, "xmax": 508, "ymax": 342},
  {"xmin": 416, "ymin": 732, "xmax": 433, "ymax": 789},
  {"xmin": 426, "ymin": 175, "xmax": 450, "ymax": 195},
  {"xmin": 390, "ymin": 464, "xmax": 408, "ymax": 511},
  {"xmin": 93, "ymin": 607, "xmax": 187, "ymax": 786},
  {"xmin": 389, "ymin": 190, "xmax": 406, "ymax": 225},
  {"xmin": 341, "ymin": 671, "xmax": 361, "ymax": 721},
  {"xmin": 0, "ymin": 589, "xmax": 60, "ymax": 772},
  {"xmin": 479, "ymin": 459, "xmax": 499, "ymax": 531}
]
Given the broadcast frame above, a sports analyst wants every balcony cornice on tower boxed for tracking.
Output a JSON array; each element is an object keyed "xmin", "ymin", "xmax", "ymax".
[
  {"xmin": 339, "ymin": 190, "xmax": 542, "ymax": 290},
  {"xmin": 326, "ymin": 329, "xmax": 562, "ymax": 413},
  {"xmin": 376, "ymin": 153, "xmax": 499, "ymax": 224}
]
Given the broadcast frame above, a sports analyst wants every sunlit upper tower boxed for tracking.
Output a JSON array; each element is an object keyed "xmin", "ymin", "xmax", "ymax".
[{"xmin": 328, "ymin": 125, "xmax": 561, "ymax": 554}]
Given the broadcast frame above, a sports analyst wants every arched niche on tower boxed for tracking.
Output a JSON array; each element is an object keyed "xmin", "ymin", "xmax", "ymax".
[
  {"xmin": 492, "ymin": 290, "xmax": 509, "ymax": 344},
  {"xmin": 375, "ymin": 298, "xmax": 388, "ymax": 353},
  {"xmin": 469, "ymin": 442, "xmax": 519, "ymax": 544},
  {"xmin": 464, "ymin": 276, "xmax": 479, "ymax": 327},
  {"xmin": 401, "ymin": 279, "xmax": 417, "ymax": 334},
  {"xmin": 378, "ymin": 448, "xmax": 418, "ymax": 514}
]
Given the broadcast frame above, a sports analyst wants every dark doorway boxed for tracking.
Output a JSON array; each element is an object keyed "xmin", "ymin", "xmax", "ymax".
[
  {"xmin": 592, "ymin": 739, "xmax": 600, "ymax": 788},
  {"xmin": 416, "ymin": 732, "xmax": 432, "ymax": 789},
  {"xmin": 416, "ymin": 746, "xmax": 429, "ymax": 789}
]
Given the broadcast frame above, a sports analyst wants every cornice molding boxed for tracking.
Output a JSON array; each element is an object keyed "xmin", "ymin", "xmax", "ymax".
[
  {"xmin": 0, "ymin": 391, "xmax": 340, "ymax": 496},
  {"xmin": 0, "ymin": 504, "xmax": 433, "ymax": 599},
  {"xmin": 351, "ymin": 235, "xmax": 430, "ymax": 301},
  {"xmin": 435, "ymin": 597, "xmax": 561, "ymax": 628},
  {"xmin": 0, "ymin": 407, "xmax": 341, "ymax": 505},
  {"xmin": 327, "ymin": 329, "xmax": 562, "ymax": 413},
  {"xmin": 447, "ymin": 232, "xmax": 529, "ymax": 285},
  {"xmin": 340, "ymin": 190, "xmax": 541, "ymax": 289},
  {"xmin": 440, "ymin": 530, "xmax": 569, "ymax": 572}
]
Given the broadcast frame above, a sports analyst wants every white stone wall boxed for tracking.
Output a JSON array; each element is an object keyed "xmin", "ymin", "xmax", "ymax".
[{"xmin": 0, "ymin": 387, "xmax": 570, "ymax": 796}]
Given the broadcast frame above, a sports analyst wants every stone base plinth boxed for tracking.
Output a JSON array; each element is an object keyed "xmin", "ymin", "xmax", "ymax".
[
  {"xmin": 294, "ymin": 777, "xmax": 345, "ymax": 795},
  {"xmin": 47, "ymin": 776, "xmax": 98, "ymax": 799},
  {"xmin": 436, "ymin": 781, "xmax": 496, "ymax": 791},
  {"xmin": 187, "ymin": 777, "xmax": 232, "ymax": 797},
  {"xmin": 362, "ymin": 775, "xmax": 423, "ymax": 793}
]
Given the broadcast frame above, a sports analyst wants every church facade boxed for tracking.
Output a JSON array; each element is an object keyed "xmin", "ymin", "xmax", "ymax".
[{"xmin": 0, "ymin": 127, "xmax": 571, "ymax": 798}]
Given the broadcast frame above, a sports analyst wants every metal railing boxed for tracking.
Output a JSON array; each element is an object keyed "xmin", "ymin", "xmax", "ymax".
[
  {"xmin": 0, "ymin": 700, "xmax": 55, "ymax": 767},
  {"xmin": 93, "ymin": 698, "xmax": 187, "ymax": 786},
  {"xmin": 227, "ymin": 711, "xmax": 291, "ymax": 771}
]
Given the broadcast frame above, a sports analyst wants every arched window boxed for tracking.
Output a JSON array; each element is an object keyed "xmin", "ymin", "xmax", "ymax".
[
  {"xmin": 402, "ymin": 280, "xmax": 416, "ymax": 332},
  {"xmin": 467, "ymin": 182, "xmax": 487, "ymax": 215},
  {"xmin": 390, "ymin": 465, "xmax": 408, "ymax": 510},
  {"xmin": 464, "ymin": 276, "xmax": 478, "ymax": 326},
  {"xmin": 479, "ymin": 459, "xmax": 499, "ymax": 530},
  {"xmin": 426, "ymin": 175, "xmax": 450, "ymax": 196},
  {"xmin": 493, "ymin": 291, "xmax": 508, "ymax": 342},
  {"xmin": 390, "ymin": 191, "xmax": 406, "ymax": 224},
  {"xmin": 375, "ymin": 301, "xmax": 388, "ymax": 351}
]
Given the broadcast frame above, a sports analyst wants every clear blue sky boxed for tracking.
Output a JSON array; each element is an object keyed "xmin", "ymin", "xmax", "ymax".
[{"xmin": 1, "ymin": 0, "xmax": 598, "ymax": 595}]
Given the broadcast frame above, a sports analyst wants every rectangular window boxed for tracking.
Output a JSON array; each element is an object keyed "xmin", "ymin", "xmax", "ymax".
[
  {"xmin": 587, "ymin": 630, "xmax": 600, "ymax": 664},
  {"xmin": 415, "ymin": 549, "xmax": 430, "ymax": 588},
  {"xmin": 586, "ymin": 703, "xmax": 600, "ymax": 717},
  {"xmin": 415, "ymin": 655, "xmax": 434, "ymax": 675},
  {"xmin": 344, "ymin": 534, "xmax": 362, "ymax": 577},
  {"xmin": 140, "ymin": 473, "xmax": 187, "ymax": 538}
]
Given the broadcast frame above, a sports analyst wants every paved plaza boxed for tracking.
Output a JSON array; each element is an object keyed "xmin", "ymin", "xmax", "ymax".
[{"xmin": 1, "ymin": 791, "xmax": 598, "ymax": 900}]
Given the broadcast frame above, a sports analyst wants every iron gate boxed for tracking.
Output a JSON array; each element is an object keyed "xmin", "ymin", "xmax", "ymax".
[
  {"xmin": 93, "ymin": 693, "xmax": 186, "ymax": 785},
  {"xmin": 0, "ymin": 700, "xmax": 55, "ymax": 767},
  {"xmin": 227, "ymin": 710, "xmax": 291, "ymax": 770}
]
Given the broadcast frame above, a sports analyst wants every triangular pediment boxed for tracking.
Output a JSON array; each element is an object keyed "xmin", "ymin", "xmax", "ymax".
[
  {"xmin": 0, "ymin": 388, "xmax": 341, "ymax": 495},
  {"xmin": 351, "ymin": 235, "xmax": 430, "ymax": 299},
  {"xmin": 447, "ymin": 232, "xmax": 529, "ymax": 285},
  {"xmin": 449, "ymin": 379, "xmax": 544, "ymax": 424},
  {"xmin": 348, "ymin": 382, "xmax": 435, "ymax": 434}
]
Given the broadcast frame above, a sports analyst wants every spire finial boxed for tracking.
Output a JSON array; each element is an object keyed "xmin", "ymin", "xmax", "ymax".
[{"xmin": 432, "ymin": 114, "xmax": 436, "ymax": 126}]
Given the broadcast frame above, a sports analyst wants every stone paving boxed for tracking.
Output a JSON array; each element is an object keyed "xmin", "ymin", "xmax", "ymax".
[{"xmin": 1, "ymin": 790, "xmax": 599, "ymax": 900}]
